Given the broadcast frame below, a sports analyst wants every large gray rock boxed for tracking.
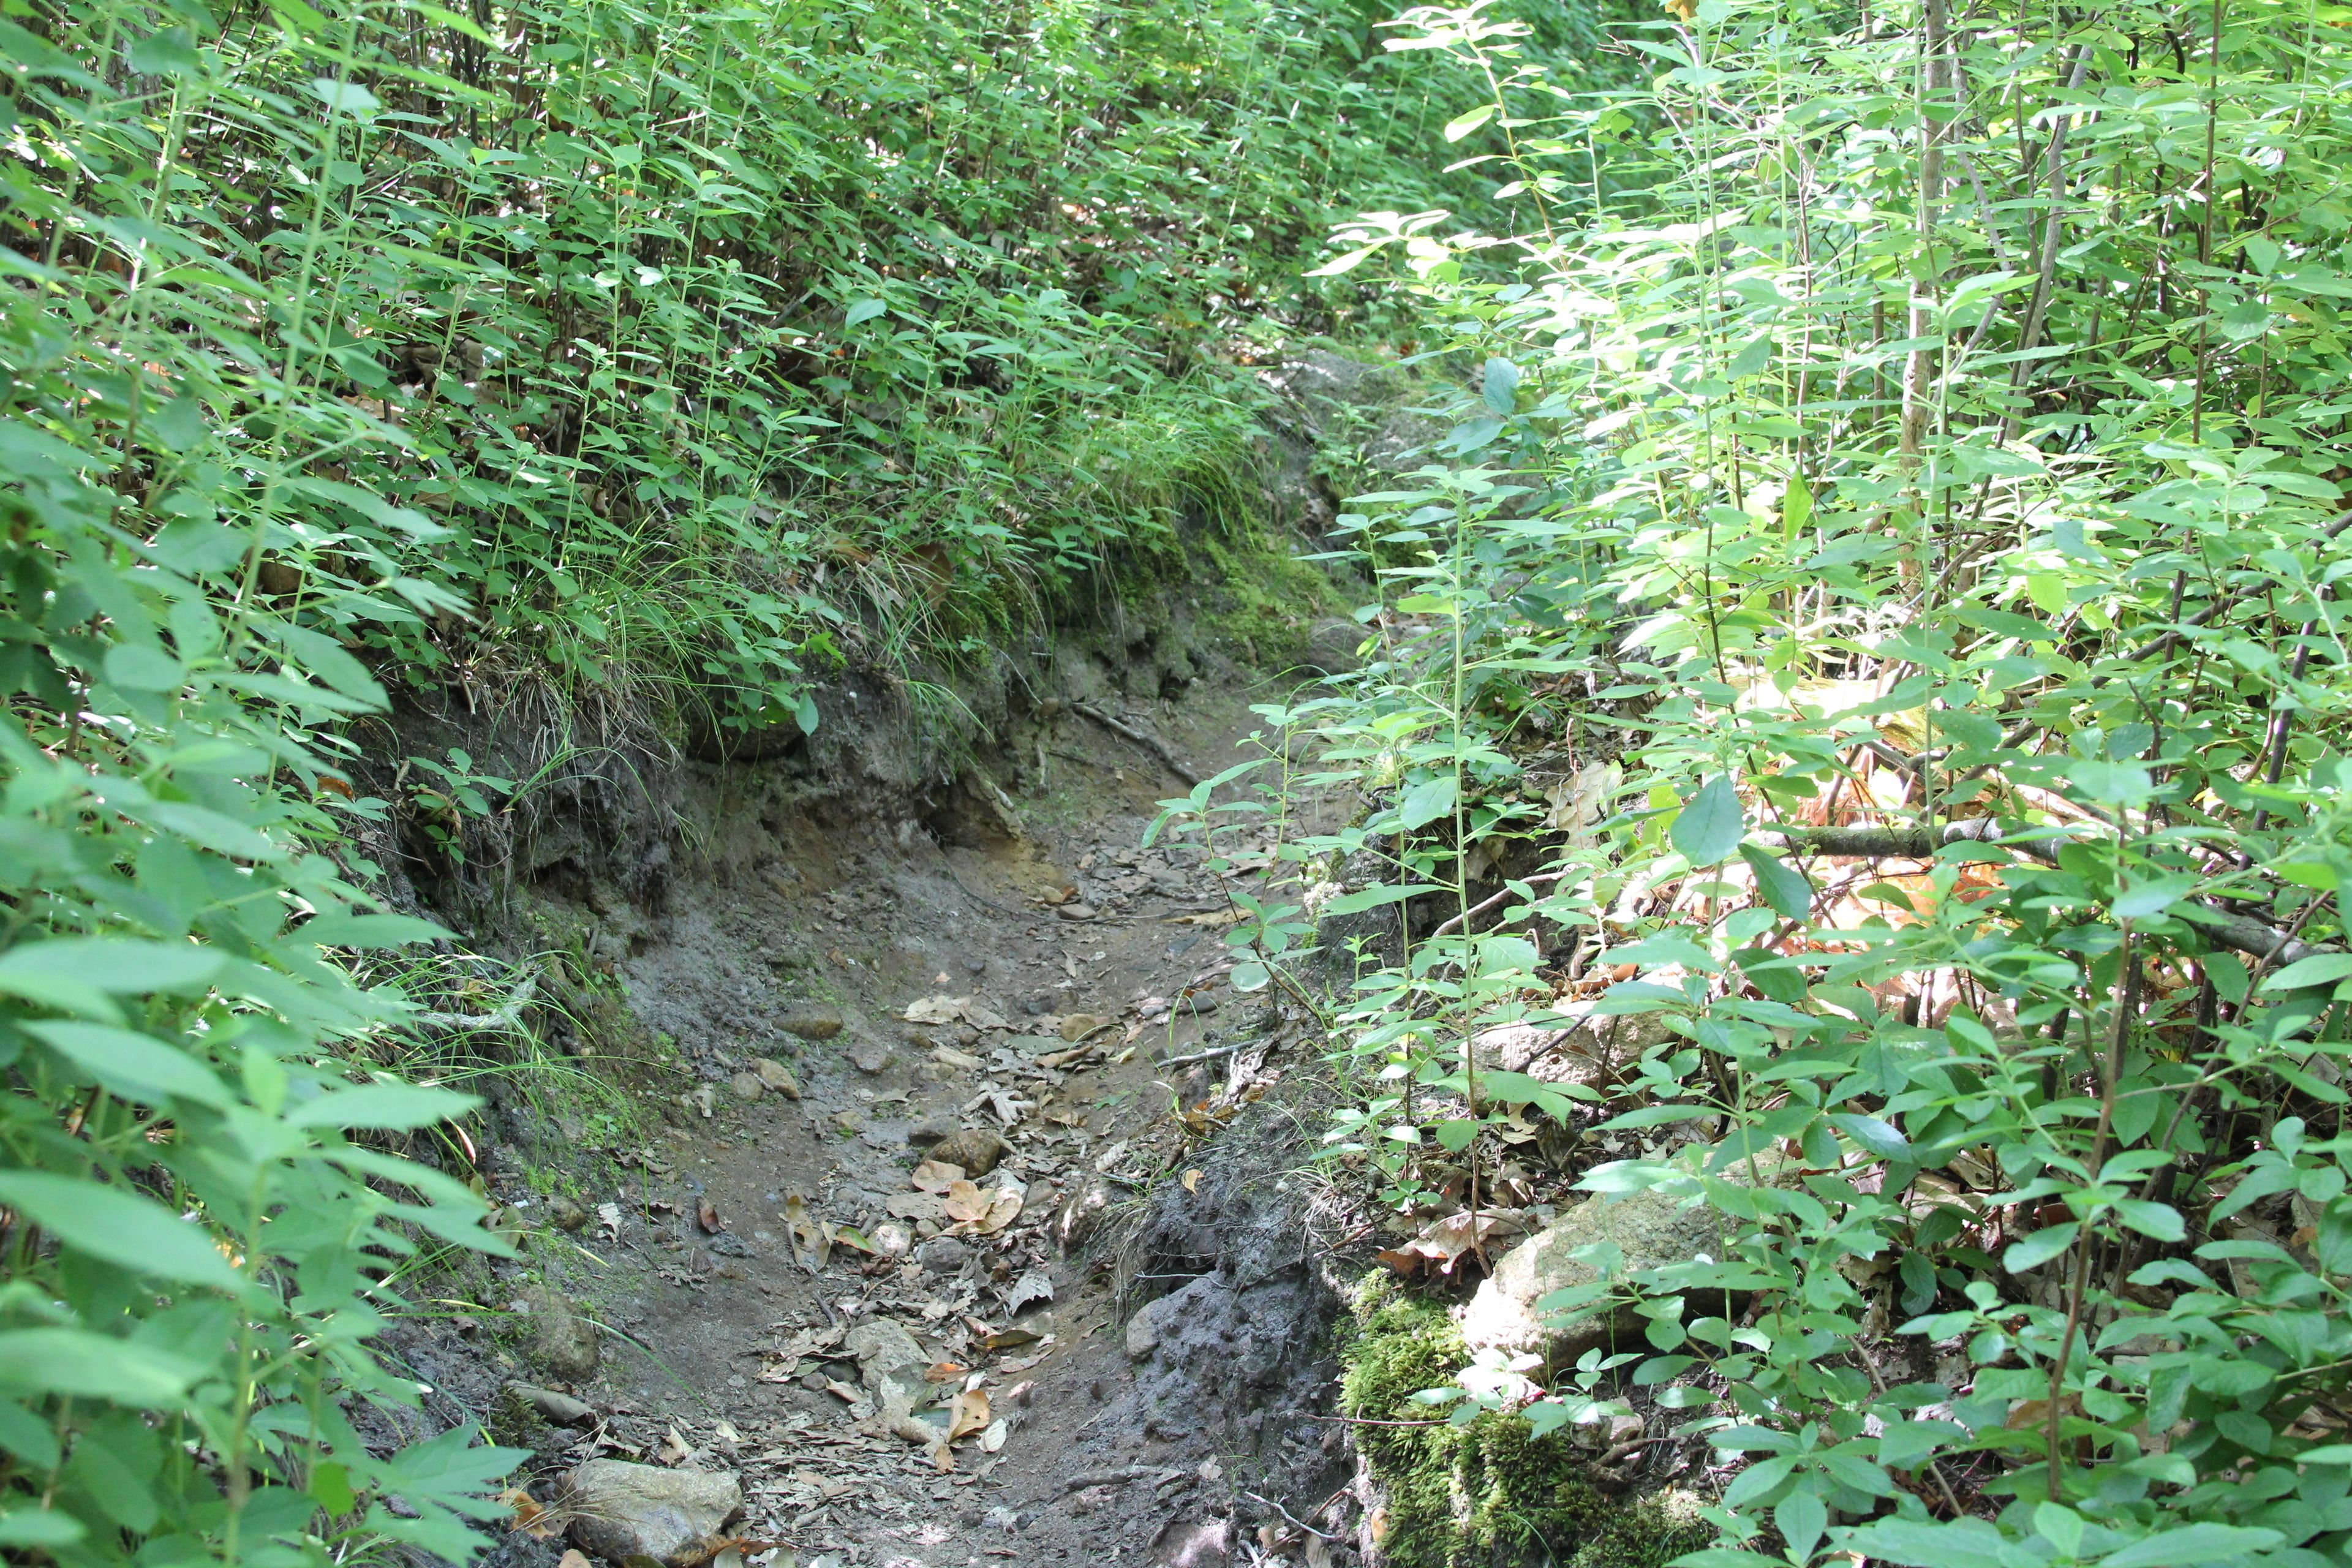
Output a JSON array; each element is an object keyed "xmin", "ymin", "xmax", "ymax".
[
  {"xmin": 1471, "ymin": 1006, "xmax": 1675, "ymax": 1091},
  {"xmin": 565, "ymin": 1460, "xmax": 741, "ymax": 1566},
  {"xmin": 1460, "ymin": 1153, "xmax": 1785, "ymax": 1366}
]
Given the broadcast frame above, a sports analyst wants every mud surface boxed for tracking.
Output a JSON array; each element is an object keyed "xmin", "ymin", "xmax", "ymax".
[{"xmin": 410, "ymin": 673, "xmax": 1366, "ymax": 1568}]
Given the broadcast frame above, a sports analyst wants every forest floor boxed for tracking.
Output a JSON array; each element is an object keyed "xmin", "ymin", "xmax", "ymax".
[{"xmin": 408, "ymin": 669, "xmax": 1357, "ymax": 1568}]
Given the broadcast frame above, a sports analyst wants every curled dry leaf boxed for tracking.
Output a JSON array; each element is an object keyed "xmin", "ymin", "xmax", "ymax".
[
  {"xmin": 1180, "ymin": 1168, "xmax": 1202, "ymax": 1193},
  {"xmin": 595, "ymin": 1201, "xmax": 622, "ymax": 1240},
  {"xmin": 1001, "ymin": 1267, "xmax": 1054, "ymax": 1315},
  {"xmin": 696, "ymin": 1198, "xmax": 723, "ymax": 1234},
  {"xmin": 658, "ymin": 1424, "xmax": 695, "ymax": 1467},
  {"xmin": 903, "ymin": 994, "xmax": 1011, "ymax": 1031},
  {"xmin": 503, "ymin": 1488, "xmax": 559, "ymax": 1539},
  {"xmin": 910, "ymin": 1160, "xmax": 965, "ymax": 1193},
  {"xmin": 782, "ymin": 1193, "xmax": 831, "ymax": 1272},
  {"xmin": 924, "ymin": 1360, "xmax": 968, "ymax": 1382},
  {"xmin": 979, "ymin": 1417, "xmax": 1009, "ymax": 1453},
  {"xmin": 1374, "ymin": 1209, "xmax": 1526, "ymax": 1278},
  {"xmin": 948, "ymin": 1387, "xmax": 992, "ymax": 1441},
  {"xmin": 942, "ymin": 1180, "xmax": 1022, "ymax": 1236}
]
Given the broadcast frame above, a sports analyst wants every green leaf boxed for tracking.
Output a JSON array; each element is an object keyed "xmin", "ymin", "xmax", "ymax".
[
  {"xmin": 2003, "ymin": 1223, "xmax": 2079, "ymax": 1273},
  {"xmin": 1442, "ymin": 104, "xmax": 1497, "ymax": 142},
  {"xmin": 2263, "ymin": 952, "xmax": 2352, "ymax": 992},
  {"xmin": 845, "ymin": 298, "xmax": 888, "ymax": 326},
  {"xmin": 1482, "ymin": 357, "xmax": 1521, "ymax": 416},
  {"xmin": 286, "ymin": 1081, "xmax": 477, "ymax": 1130},
  {"xmin": 1395, "ymin": 775, "xmax": 1458, "ymax": 831},
  {"xmin": 1306, "ymin": 244, "xmax": 1383, "ymax": 277},
  {"xmin": 0, "ymin": 1171, "xmax": 243, "ymax": 1288},
  {"xmin": 1322, "ymin": 883, "xmax": 1445, "ymax": 916},
  {"xmin": 0, "ymin": 1510, "xmax": 86, "ymax": 1549},
  {"xmin": 2110, "ymin": 1198, "xmax": 2185, "ymax": 1242},
  {"xmin": 0, "ymin": 938, "xmax": 223, "ymax": 995},
  {"xmin": 1828, "ymin": 1112, "xmax": 1910, "ymax": 1159},
  {"xmin": 1841, "ymin": 1518, "xmax": 2009, "ymax": 1568},
  {"xmin": 1738, "ymin": 843, "xmax": 1813, "ymax": 918},
  {"xmin": 1671, "ymin": 775, "xmax": 1743, "ymax": 865},
  {"xmin": 303, "ymin": 913, "xmax": 454, "ymax": 949},
  {"xmin": 2096, "ymin": 1524, "xmax": 2284, "ymax": 1568},
  {"xmin": 0, "ymin": 1331, "xmax": 199, "ymax": 1407},
  {"xmin": 25, "ymin": 1021, "xmax": 232, "ymax": 1109}
]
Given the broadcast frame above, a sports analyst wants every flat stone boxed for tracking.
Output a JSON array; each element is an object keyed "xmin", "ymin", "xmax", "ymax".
[
  {"xmin": 907, "ymin": 1116, "xmax": 957, "ymax": 1146},
  {"xmin": 565, "ymin": 1459, "xmax": 742, "ymax": 1567},
  {"xmin": 1055, "ymin": 903, "xmax": 1098, "ymax": 921},
  {"xmin": 506, "ymin": 1381, "xmax": 595, "ymax": 1427},
  {"xmin": 779, "ymin": 1008, "xmax": 843, "ymax": 1041},
  {"xmin": 750, "ymin": 1057, "xmax": 801, "ymax": 1098},
  {"xmin": 728, "ymin": 1071, "xmax": 764, "ymax": 1102},
  {"xmin": 1460, "ymin": 1152, "xmax": 1786, "ymax": 1366},
  {"xmin": 849, "ymin": 1044, "xmax": 892, "ymax": 1074},
  {"xmin": 845, "ymin": 1317, "xmax": 929, "ymax": 1415},
  {"xmin": 520, "ymin": 1286, "xmax": 599, "ymax": 1382},
  {"xmin": 917, "ymin": 1237, "xmax": 972, "ymax": 1273},
  {"xmin": 1125, "ymin": 1294, "xmax": 1174, "ymax": 1360},
  {"xmin": 1471, "ymin": 1006, "xmax": 1675, "ymax": 1091},
  {"xmin": 926, "ymin": 1126, "xmax": 1006, "ymax": 1176}
]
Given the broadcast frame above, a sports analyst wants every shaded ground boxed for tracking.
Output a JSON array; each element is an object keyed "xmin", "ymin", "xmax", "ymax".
[{"xmin": 417, "ymin": 674, "xmax": 1364, "ymax": 1568}]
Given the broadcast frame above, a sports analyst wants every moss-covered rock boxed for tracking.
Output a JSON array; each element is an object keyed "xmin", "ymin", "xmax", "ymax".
[{"xmin": 1340, "ymin": 1282, "xmax": 1709, "ymax": 1568}]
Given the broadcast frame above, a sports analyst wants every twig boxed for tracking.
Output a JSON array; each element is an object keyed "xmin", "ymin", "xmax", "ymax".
[
  {"xmin": 1162, "ymin": 1041, "xmax": 1248, "ymax": 1068},
  {"xmin": 1071, "ymin": 704, "xmax": 1202, "ymax": 786},
  {"xmin": 1428, "ymin": 869, "xmax": 1575, "ymax": 939},
  {"xmin": 1063, "ymin": 1466, "xmax": 1175, "ymax": 1491},
  {"xmin": 1246, "ymin": 1490, "xmax": 1340, "ymax": 1542},
  {"xmin": 406, "ymin": 977, "xmax": 539, "ymax": 1033}
]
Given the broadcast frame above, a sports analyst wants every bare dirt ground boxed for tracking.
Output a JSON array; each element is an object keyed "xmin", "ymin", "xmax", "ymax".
[{"xmin": 431, "ymin": 672, "xmax": 1361, "ymax": 1568}]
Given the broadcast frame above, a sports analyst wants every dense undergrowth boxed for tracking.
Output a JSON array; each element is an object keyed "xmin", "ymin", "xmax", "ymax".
[
  {"xmin": 0, "ymin": 0, "xmax": 1650, "ymax": 1559},
  {"xmin": 1144, "ymin": 0, "xmax": 2352, "ymax": 1562}
]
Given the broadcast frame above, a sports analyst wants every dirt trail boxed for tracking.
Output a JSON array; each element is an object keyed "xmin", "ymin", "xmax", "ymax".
[{"xmin": 459, "ymin": 674, "xmax": 1349, "ymax": 1568}]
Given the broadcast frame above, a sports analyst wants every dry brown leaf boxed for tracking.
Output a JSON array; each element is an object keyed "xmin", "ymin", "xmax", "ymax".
[
  {"xmin": 504, "ymin": 1488, "xmax": 559, "ymax": 1539},
  {"xmin": 943, "ymin": 1180, "xmax": 1022, "ymax": 1235},
  {"xmin": 948, "ymin": 1388, "xmax": 992, "ymax": 1441},
  {"xmin": 1376, "ymin": 1210, "xmax": 1525, "ymax": 1277},
  {"xmin": 1057, "ymin": 1012, "xmax": 1110, "ymax": 1042},
  {"xmin": 1167, "ymin": 908, "xmax": 1245, "ymax": 926},
  {"xmin": 903, "ymin": 994, "xmax": 968, "ymax": 1025},
  {"xmin": 910, "ymin": 1160, "xmax": 965, "ymax": 1193},
  {"xmin": 557, "ymin": 1552, "xmax": 592, "ymax": 1568},
  {"xmin": 658, "ymin": 1425, "xmax": 695, "ymax": 1466},
  {"xmin": 696, "ymin": 1199, "xmax": 723, "ymax": 1234},
  {"xmin": 942, "ymin": 1179, "xmax": 988, "ymax": 1222},
  {"xmin": 782, "ymin": 1193, "xmax": 830, "ymax": 1272},
  {"xmin": 1180, "ymin": 1168, "xmax": 1202, "ymax": 1193},
  {"xmin": 924, "ymin": 1360, "xmax": 969, "ymax": 1382}
]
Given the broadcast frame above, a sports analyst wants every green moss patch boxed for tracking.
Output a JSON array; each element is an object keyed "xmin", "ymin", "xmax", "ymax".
[{"xmin": 1340, "ymin": 1284, "xmax": 1708, "ymax": 1568}]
